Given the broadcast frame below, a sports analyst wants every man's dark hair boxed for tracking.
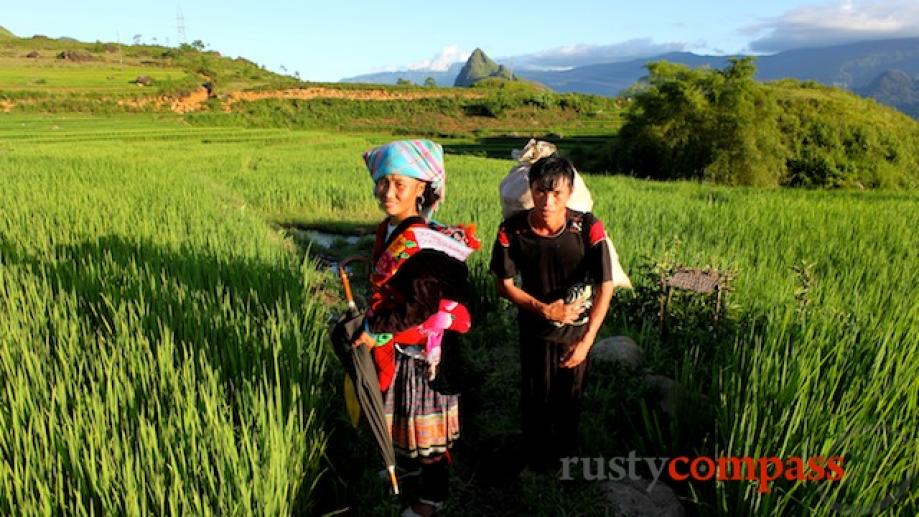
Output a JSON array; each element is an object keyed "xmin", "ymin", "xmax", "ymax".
[{"xmin": 529, "ymin": 155, "xmax": 575, "ymax": 191}]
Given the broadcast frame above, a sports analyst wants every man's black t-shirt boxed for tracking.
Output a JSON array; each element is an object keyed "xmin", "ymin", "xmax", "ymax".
[{"xmin": 490, "ymin": 209, "xmax": 613, "ymax": 343}]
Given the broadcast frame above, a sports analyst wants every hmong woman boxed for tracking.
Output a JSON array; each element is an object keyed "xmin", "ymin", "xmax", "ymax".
[{"xmin": 352, "ymin": 139, "xmax": 479, "ymax": 516}]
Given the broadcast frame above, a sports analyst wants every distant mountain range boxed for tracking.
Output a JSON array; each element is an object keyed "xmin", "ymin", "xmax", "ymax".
[
  {"xmin": 859, "ymin": 69, "xmax": 919, "ymax": 119},
  {"xmin": 343, "ymin": 38, "xmax": 919, "ymax": 118},
  {"xmin": 343, "ymin": 64, "xmax": 466, "ymax": 88}
]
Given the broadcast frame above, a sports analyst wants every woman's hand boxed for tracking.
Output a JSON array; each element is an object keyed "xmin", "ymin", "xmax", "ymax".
[
  {"xmin": 543, "ymin": 299, "xmax": 588, "ymax": 325},
  {"xmin": 352, "ymin": 332, "xmax": 377, "ymax": 349}
]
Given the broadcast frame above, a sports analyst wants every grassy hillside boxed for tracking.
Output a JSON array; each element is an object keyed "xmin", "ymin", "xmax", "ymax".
[
  {"xmin": 471, "ymin": 76, "xmax": 551, "ymax": 93},
  {"xmin": 0, "ymin": 58, "xmax": 191, "ymax": 93},
  {"xmin": 0, "ymin": 32, "xmax": 297, "ymax": 100},
  {"xmin": 0, "ymin": 32, "xmax": 621, "ymax": 142},
  {"xmin": 773, "ymin": 79, "xmax": 919, "ymax": 187},
  {"xmin": 186, "ymin": 93, "xmax": 623, "ymax": 140}
]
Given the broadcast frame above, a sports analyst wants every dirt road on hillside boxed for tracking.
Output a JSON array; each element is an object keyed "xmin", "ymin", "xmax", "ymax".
[{"xmin": 119, "ymin": 86, "xmax": 484, "ymax": 113}]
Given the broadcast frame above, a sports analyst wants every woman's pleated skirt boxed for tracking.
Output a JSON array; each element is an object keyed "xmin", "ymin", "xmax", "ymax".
[{"xmin": 383, "ymin": 348, "xmax": 460, "ymax": 462}]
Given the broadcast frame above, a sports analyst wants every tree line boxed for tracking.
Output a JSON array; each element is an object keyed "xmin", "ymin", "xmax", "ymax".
[{"xmin": 610, "ymin": 58, "xmax": 919, "ymax": 189}]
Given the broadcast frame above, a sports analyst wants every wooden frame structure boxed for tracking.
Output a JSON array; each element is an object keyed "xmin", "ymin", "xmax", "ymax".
[{"xmin": 658, "ymin": 267, "xmax": 731, "ymax": 334}]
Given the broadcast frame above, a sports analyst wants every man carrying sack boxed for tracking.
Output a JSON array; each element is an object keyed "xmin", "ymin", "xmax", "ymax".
[
  {"xmin": 499, "ymin": 139, "xmax": 631, "ymax": 290},
  {"xmin": 491, "ymin": 154, "xmax": 617, "ymax": 470}
]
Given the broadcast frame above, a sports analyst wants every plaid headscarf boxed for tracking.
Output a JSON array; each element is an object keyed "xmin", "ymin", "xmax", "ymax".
[{"xmin": 363, "ymin": 140, "xmax": 445, "ymax": 217}]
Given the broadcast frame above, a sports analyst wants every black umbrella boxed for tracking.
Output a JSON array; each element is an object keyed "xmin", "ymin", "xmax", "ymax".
[{"xmin": 329, "ymin": 256, "xmax": 399, "ymax": 495}]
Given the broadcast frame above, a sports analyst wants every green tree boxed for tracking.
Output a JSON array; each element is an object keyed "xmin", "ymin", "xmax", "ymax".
[
  {"xmin": 423, "ymin": 77, "xmax": 437, "ymax": 87},
  {"xmin": 615, "ymin": 57, "xmax": 788, "ymax": 186},
  {"xmin": 396, "ymin": 78, "xmax": 412, "ymax": 86},
  {"xmin": 704, "ymin": 58, "xmax": 786, "ymax": 186}
]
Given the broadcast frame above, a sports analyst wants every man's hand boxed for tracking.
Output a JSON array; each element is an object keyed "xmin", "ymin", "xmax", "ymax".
[
  {"xmin": 352, "ymin": 332, "xmax": 376, "ymax": 349},
  {"xmin": 543, "ymin": 299, "xmax": 588, "ymax": 326},
  {"xmin": 560, "ymin": 336, "xmax": 594, "ymax": 368},
  {"xmin": 560, "ymin": 281, "xmax": 614, "ymax": 368}
]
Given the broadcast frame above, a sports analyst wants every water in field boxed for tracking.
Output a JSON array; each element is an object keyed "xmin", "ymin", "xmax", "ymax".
[
  {"xmin": 276, "ymin": 222, "xmax": 373, "ymax": 272},
  {"xmin": 303, "ymin": 229, "xmax": 361, "ymax": 248}
]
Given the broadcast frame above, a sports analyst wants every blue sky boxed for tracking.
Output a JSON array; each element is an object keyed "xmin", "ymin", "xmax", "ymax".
[{"xmin": 4, "ymin": 1, "xmax": 918, "ymax": 81}]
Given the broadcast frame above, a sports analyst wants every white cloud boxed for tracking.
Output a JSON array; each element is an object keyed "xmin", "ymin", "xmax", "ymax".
[
  {"xmin": 499, "ymin": 38, "xmax": 686, "ymax": 70},
  {"xmin": 405, "ymin": 45, "xmax": 471, "ymax": 71},
  {"xmin": 747, "ymin": 0, "xmax": 919, "ymax": 52},
  {"xmin": 367, "ymin": 45, "xmax": 470, "ymax": 74},
  {"xmin": 369, "ymin": 39, "xmax": 685, "ymax": 75}
]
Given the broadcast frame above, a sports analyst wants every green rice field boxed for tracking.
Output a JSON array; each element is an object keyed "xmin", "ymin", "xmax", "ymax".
[
  {"xmin": 1, "ymin": 114, "xmax": 916, "ymax": 514},
  {"xmin": 0, "ymin": 59, "xmax": 193, "ymax": 93}
]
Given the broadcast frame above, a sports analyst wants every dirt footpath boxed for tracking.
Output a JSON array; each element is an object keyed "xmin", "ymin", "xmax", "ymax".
[
  {"xmin": 225, "ymin": 87, "xmax": 481, "ymax": 106},
  {"xmin": 120, "ymin": 86, "xmax": 484, "ymax": 113},
  {"xmin": 117, "ymin": 86, "xmax": 210, "ymax": 113}
]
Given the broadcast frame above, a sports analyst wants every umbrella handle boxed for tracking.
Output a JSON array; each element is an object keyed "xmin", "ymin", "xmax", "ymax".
[
  {"xmin": 338, "ymin": 255, "xmax": 372, "ymax": 316},
  {"xmin": 337, "ymin": 266, "xmax": 358, "ymax": 313},
  {"xmin": 388, "ymin": 464, "xmax": 400, "ymax": 495}
]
